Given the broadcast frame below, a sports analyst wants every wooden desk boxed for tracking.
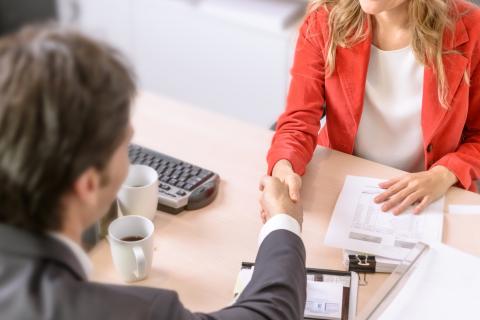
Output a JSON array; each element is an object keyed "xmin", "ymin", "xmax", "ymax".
[{"xmin": 89, "ymin": 92, "xmax": 480, "ymax": 313}]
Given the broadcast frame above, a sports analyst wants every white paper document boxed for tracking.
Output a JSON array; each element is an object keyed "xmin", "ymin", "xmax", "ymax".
[
  {"xmin": 378, "ymin": 244, "xmax": 480, "ymax": 319},
  {"xmin": 305, "ymin": 281, "xmax": 343, "ymax": 320},
  {"xmin": 325, "ymin": 176, "xmax": 444, "ymax": 260},
  {"xmin": 233, "ymin": 267, "xmax": 254, "ymax": 300}
]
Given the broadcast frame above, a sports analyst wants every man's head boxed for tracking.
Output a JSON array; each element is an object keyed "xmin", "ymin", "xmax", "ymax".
[{"xmin": 0, "ymin": 25, "xmax": 136, "ymax": 234}]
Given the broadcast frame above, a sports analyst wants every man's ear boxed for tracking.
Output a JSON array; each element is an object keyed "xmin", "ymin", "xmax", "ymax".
[{"xmin": 71, "ymin": 167, "xmax": 101, "ymax": 207}]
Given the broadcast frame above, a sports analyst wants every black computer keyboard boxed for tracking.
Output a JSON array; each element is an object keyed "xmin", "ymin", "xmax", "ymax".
[{"xmin": 128, "ymin": 144, "xmax": 220, "ymax": 214}]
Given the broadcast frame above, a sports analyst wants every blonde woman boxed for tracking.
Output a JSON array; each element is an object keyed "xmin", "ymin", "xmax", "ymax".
[{"xmin": 267, "ymin": 0, "xmax": 480, "ymax": 214}]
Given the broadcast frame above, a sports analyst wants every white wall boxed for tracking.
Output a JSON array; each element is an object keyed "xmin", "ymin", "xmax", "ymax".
[{"xmin": 59, "ymin": 0, "xmax": 303, "ymax": 128}]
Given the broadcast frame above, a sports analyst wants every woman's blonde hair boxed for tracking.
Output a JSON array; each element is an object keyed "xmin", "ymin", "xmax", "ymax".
[{"xmin": 310, "ymin": 0, "xmax": 462, "ymax": 108}]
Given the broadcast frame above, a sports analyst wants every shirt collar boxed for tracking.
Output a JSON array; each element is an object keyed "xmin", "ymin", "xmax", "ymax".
[{"xmin": 49, "ymin": 232, "xmax": 93, "ymax": 280}]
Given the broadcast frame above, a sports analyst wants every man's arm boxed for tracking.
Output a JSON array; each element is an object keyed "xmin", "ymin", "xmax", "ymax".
[
  {"xmin": 162, "ymin": 177, "xmax": 307, "ymax": 320},
  {"xmin": 212, "ymin": 229, "xmax": 306, "ymax": 320},
  {"xmin": 146, "ymin": 228, "xmax": 305, "ymax": 320}
]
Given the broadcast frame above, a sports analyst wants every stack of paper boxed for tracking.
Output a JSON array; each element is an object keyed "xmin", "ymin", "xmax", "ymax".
[
  {"xmin": 325, "ymin": 176, "xmax": 444, "ymax": 261},
  {"xmin": 198, "ymin": 0, "xmax": 307, "ymax": 33}
]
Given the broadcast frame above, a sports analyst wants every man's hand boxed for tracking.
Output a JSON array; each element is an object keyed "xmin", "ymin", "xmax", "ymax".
[
  {"xmin": 374, "ymin": 166, "xmax": 458, "ymax": 215},
  {"xmin": 259, "ymin": 176, "xmax": 303, "ymax": 226},
  {"xmin": 271, "ymin": 159, "xmax": 302, "ymax": 202}
]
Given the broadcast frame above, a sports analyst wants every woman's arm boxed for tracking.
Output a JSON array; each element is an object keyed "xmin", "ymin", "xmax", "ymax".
[
  {"xmin": 267, "ymin": 10, "xmax": 327, "ymax": 178},
  {"xmin": 432, "ymin": 57, "xmax": 480, "ymax": 191}
]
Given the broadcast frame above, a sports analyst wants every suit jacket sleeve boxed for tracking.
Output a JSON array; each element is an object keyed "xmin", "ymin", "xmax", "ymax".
[{"xmin": 149, "ymin": 229, "xmax": 307, "ymax": 320}]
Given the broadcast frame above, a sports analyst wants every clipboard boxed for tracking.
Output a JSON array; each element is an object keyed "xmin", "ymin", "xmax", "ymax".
[{"xmin": 234, "ymin": 262, "xmax": 359, "ymax": 320}]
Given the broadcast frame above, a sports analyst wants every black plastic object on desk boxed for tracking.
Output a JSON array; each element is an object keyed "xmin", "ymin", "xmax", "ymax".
[
  {"xmin": 128, "ymin": 144, "xmax": 220, "ymax": 214},
  {"xmin": 347, "ymin": 254, "xmax": 376, "ymax": 273}
]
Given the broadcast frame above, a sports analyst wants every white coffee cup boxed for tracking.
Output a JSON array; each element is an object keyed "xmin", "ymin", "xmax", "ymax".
[
  {"xmin": 108, "ymin": 215, "xmax": 155, "ymax": 282},
  {"xmin": 118, "ymin": 164, "xmax": 158, "ymax": 220}
]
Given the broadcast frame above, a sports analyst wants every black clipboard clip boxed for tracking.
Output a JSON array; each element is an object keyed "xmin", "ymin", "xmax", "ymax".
[
  {"xmin": 348, "ymin": 254, "xmax": 376, "ymax": 273},
  {"xmin": 348, "ymin": 254, "xmax": 375, "ymax": 286}
]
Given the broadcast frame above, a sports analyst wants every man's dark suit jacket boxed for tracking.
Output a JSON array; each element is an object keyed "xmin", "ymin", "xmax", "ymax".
[{"xmin": 0, "ymin": 223, "xmax": 306, "ymax": 320}]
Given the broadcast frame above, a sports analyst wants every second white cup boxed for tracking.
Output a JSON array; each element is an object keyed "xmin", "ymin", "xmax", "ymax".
[{"xmin": 118, "ymin": 164, "xmax": 158, "ymax": 220}]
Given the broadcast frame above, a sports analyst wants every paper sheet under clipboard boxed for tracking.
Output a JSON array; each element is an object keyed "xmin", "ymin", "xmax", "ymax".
[
  {"xmin": 358, "ymin": 243, "xmax": 480, "ymax": 320},
  {"xmin": 325, "ymin": 176, "xmax": 444, "ymax": 260}
]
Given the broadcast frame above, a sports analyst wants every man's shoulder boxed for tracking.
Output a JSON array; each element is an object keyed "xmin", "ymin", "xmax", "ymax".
[{"xmin": 0, "ymin": 251, "xmax": 179, "ymax": 320}]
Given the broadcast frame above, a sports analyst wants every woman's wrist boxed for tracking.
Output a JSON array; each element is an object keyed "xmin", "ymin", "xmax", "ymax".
[
  {"xmin": 430, "ymin": 165, "xmax": 458, "ymax": 187},
  {"xmin": 272, "ymin": 159, "xmax": 294, "ymax": 175}
]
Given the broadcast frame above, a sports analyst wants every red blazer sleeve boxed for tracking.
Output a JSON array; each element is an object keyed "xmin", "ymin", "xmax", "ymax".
[
  {"xmin": 266, "ymin": 10, "xmax": 327, "ymax": 176},
  {"xmin": 433, "ymin": 46, "xmax": 480, "ymax": 190}
]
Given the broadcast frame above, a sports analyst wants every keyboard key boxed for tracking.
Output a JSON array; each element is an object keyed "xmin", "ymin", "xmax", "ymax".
[
  {"xmin": 176, "ymin": 181, "xmax": 185, "ymax": 188},
  {"xmin": 159, "ymin": 190, "xmax": 175, "ymax": 198},
  {"xmin": 198, "ymin": 170, "xmax": 212, "ymax": 178},
  {"xmin": 176, "ymin": 190, "xmax": 187, "ymax": 196},
  {"xmin": 184, "ymin": 183, "xmax": 194, "ymax": 191},
  {"xmin": 160, "ymin": 184, "xmax": 171, "ymax": 191},
  {"xmin": 187, "ymin": 177, "xmax": 202, "ymax": 185},
  {"xmin": 169, "ymin": 178, "xmax": 178, "ymax": 185}
]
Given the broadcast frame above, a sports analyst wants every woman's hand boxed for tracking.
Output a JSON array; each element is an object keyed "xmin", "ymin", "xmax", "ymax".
[
  {"xmin": 258, "ymin": 176, "xmax": 303, "ymax": 226},
  {"xmin": 271, "ymin": 159, "xmax": 302, "ymax": 202},
  {"xmin": 374, "ymin": 166, "xmax": 458, "ymax": 215}
]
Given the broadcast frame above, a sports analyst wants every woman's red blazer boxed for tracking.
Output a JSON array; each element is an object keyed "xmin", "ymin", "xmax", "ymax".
[{"xmin": 267, "ymin": 0, "xmax": 480, "ymax": 191}]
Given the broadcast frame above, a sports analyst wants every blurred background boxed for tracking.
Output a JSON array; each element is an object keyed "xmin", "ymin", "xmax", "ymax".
[
  {"xmin": 1, "ymin": 0, "xmax": 479, "ymax": 129},
  {"xmin": 0, "ymin": 0, "xmax": 309, "ymax": 129}
]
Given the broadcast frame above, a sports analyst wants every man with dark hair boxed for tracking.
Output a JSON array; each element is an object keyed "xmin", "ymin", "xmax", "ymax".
[{"xmin": 0, "ymin": 26, "xmax": 306, "ymax": 320}]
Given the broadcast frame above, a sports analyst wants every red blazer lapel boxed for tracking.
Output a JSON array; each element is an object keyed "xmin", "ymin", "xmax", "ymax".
[{"xmin": 334, "ymin": 25, "xmax": 372, "ymax": 152}]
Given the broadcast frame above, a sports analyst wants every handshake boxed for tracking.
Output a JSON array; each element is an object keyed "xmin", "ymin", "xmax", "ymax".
[{"xmin": 259, "ymin": 176, "xmax": 303, "ymax": 227}]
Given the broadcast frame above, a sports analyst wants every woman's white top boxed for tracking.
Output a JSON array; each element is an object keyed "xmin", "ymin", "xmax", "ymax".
[{"xmin": 354, "ymin": 45, "xmax": 425, "ymax": 173}]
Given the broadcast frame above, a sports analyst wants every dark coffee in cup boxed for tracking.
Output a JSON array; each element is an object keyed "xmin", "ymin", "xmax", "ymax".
[{"xmin": 121, "ymin": 236, "xmax": 145, "ymax": 242}]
